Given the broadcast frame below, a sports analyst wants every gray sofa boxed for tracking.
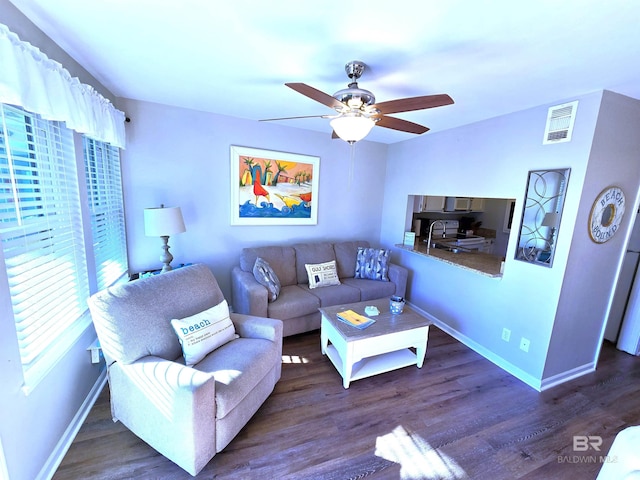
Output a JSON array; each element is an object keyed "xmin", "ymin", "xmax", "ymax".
[
  {"xmin": 231, "ymin": 241, "xmax": 408, "ymax": 337},
  {"xmin": 88, "ymin": 264, "xmax": 283, "ymax": 476}
]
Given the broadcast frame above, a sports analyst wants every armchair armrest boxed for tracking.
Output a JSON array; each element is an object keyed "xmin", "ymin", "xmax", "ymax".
[
  {"xmin": 118, "ymin": 356, "xmax": 215, "ymax": 390},
  {"xmin": 388, "ymin": 263, "xmax": 408, "ymax": 298},
  {"xmin": 231, "ymin": 266, "xmax": 268, "ymax": 317},
  {"xmin": 108, "ymin": 357, "xmax": 217, "ymax": 475},
  {"xmin": 110, "ymin": 356, "xmax": 216, "ymax": 415},
  {"xmin": 230, "ymin": 313, "xmax": 283, "ymax": 384},
  {"xmin": 231, "ymin": 313, "xmax": 283, "ymax": 343}
]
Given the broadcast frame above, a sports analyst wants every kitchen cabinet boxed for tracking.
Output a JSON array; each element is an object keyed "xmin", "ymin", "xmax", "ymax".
[
  {"xmin": 470, "ymin": 198, "xmax": 485, "ymax": 211},
  {"xmin": 444, "ymin": 197, "xmax": 471, "ymax": 211},
  {"xmin": 481, "ymin": 238, "xmax": 495, "ymax": 254},
  {"xmin": 412, "ymin": 195, "xmax": 485, "ymax": 213},
  {"xmin": 419, "ymin": 196, "xmax": 445, "ymax": 212},
  {"xmin": 413, "ymin": 196, "xmax": 422, "ymax": 212},
  {"xmin": 443, "ymin": 197, "xmax": 485, "ymax": 212}
]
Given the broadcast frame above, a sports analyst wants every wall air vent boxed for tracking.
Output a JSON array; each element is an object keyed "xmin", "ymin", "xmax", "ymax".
[{"xmin": 543, "ymin": 100, "xmax": 579, "ymax": 145}]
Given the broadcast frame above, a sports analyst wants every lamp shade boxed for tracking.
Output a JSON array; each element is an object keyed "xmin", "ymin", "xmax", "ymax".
[
  {"xmin": 330, "ymin": 114, "xmax": 375, "ymax": 143},
  {"xmin": 542, "ymin": 212, "xmax": 559, "ymax": 228},
  {"xmin": 144, "ymin": 206, "xmax": 186, "ymax": 237}
]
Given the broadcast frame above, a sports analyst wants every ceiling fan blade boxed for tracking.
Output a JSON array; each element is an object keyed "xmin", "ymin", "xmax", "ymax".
[
  {"xmin": 374, "ymin": 94, "xmax": 454, "ymax": 115},
  {"xmin": 331, "ymin": 130, "xmax": 339, "ymax": 139},
  {"xmin": 260, "ymin": 114, "xmax": 329, "ymax": 122},
  {"xmin": 285, "ymin": 83, "xmax": 345, "ymax": 110},
  {"xmin": 376, "ymin": 115, "xmax": 430, "ymax": 134}
]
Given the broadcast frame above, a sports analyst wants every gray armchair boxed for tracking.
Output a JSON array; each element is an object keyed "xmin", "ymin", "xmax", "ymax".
[{"xmin": 88, "ymin": 264, "xmax": 282, "ymax": 476}]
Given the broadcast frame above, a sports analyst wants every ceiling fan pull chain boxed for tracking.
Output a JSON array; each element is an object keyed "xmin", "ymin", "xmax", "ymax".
[{"xmin": 348, "ymin": 142, "xmax": 356, "ymax": 190}]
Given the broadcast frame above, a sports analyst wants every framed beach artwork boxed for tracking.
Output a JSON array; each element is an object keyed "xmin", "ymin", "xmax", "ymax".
[{"xmin": 230, "ymin": 145, "xmax": 320, "ymax": 225}]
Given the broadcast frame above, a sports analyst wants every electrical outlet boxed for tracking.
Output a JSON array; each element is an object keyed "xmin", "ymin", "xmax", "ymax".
[
  {"xmin": 520, "ymin": 337, "xmax": 530, "ymax": 352},
  {"xmin": 501, "ymin": 328, "xmax": 511, "ymax": 342}
]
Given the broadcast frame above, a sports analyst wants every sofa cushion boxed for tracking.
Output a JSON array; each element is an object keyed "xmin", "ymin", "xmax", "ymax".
[
  {"xmin": 294, "ymin": 242, "xmax": 336, "ymax": 285},
  {"xmin": 170, "ymin": 300, "xmax": 236, "ymax": 366},
  {"xmin": 303, "ymin": 282, "xmax": 360, "ymax": 306},
  {"xmin": 267, "ymin": 285, "xmax": 320, "ymax": 320},
  {"xmin": 333, "ymin": 240, "xmax": 370, "ymax": 279},
  {"xmin": 253, "ymin": 257, "xmax": 281, "ymax": 302},
  {"xmin": 194, "ymin": 337, "xmax": 277, "ymax": 419},
  {"xmin": 305, "ymin": 260, "xmax": 341, "ymax": 289},
  {"xmin": 240, "ymin": 246, "xmax": 297, "ymax": 286},
  {"xmin": 355, "ymin": 247, "xmax": 390, "ymax": 281},
  {"xmin": 341, "ymin": 277, "xmax": 397, "ymax": 301}
]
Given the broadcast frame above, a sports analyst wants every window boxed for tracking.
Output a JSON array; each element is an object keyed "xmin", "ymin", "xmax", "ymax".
[
  {"xmin": 83, "ymin": 137, "xmax": 127, "ymax": 290},
  {"xmin": 0, "ymin": 104, "xmax": 90, "ymax": 387},
  {"xmin": 0, "ymin": 104, "xmax": 127, "ymax": 390}
]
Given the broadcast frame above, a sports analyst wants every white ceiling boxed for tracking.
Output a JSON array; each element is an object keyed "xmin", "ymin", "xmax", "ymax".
[{"xmin": 7, "ymin": 0, "xmax": 640, "ymax": 143}]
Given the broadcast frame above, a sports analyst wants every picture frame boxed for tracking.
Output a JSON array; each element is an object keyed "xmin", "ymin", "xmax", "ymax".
[
  {"xmin": 514, "ymin": 168, "xmax": 570, "ymax": 268},
  {"xmin": 230, "ymin": 145, "xmax": 319, "ymax": 225}
]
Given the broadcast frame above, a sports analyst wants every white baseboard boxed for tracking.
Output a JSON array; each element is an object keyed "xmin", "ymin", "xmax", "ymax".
[
  {"xmin": 37, "ymin": 369, "xmax": 108, "ymax": 480},
  {"xmin": 0, "ymin": 436, "xmax": 10, "ymax": 480},
  {"xmin": 539, "ymin": 362, "xmax": 596, "ymax": 391},
  {"xmin": 409, "ymin": 302, "xmax": 543, "ymax": 391}
]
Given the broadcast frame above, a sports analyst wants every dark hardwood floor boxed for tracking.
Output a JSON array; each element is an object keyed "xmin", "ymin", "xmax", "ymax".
[{"xmin": 53, "ymin": 327, "xmax": 640, "ymax": 480}]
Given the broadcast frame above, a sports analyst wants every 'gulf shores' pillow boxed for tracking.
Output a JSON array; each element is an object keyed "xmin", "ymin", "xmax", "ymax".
[
  {"xmin": 305, "ymin": 260, "xmax": 341, "ymax": 289},
  {"xmin": 170, "ymin": 300, "xmax": 236, "ymax": 365}
]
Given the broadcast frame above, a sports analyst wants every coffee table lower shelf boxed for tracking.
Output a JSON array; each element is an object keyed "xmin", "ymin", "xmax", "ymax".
[{"xmin": 324, "ymin": 344, "xmax": 419, "ymax": 386}]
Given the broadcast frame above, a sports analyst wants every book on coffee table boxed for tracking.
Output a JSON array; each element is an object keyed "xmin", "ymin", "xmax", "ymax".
[{"xmin": 336, "ymin": 309, "xmax": 375, "ymax": 329}]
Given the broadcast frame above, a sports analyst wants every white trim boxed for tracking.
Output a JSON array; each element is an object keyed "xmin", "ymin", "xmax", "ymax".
[
  {"xmin": 539, "ymin": 362, "xmax": 596, "ymax": 391},
  {"xmin": 21, "ymin": 313, "xmax": 93, "ymax": 395},
  {"xmin": 409, "ymin": 301, "xmax": 598, "ymax": 391},
  {"xmin": 35, "ymin": 370, "xmax": 107, "ymax": 480},
  {"xmin": 0, "ymin": 436, "xmax": 10, "ymax": 480},
  {"xmin": 408, "ymin": 302, "xmax": 543, "ymax": 391}
]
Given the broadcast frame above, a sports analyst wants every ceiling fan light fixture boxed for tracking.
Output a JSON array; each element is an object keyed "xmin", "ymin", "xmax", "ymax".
[{"xmin": 330, "ymin": 114, "xmax": 376, "ymax": 143}]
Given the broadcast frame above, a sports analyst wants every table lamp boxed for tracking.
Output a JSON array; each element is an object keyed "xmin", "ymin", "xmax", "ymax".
[{"xmin": 144, "ymin": 205, "xmax": 186, "ymax": 273}]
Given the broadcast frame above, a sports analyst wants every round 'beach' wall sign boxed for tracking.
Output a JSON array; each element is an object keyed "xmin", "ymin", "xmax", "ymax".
[{"xmin": 589, "ymin": 186, "xmax": 625, "ymax": 243}]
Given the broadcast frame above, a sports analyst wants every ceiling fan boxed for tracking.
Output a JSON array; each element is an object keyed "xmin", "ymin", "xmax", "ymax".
[{"xmin": 262, "ymin": 60, "xmax": 454, "ymax": 143}]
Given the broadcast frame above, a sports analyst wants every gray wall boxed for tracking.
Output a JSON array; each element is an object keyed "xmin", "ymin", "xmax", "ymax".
[
  {"xmin": 379, "ymin": 90, "xmax": 613, "ymax": 389},
  {"xmin": 118, "ymin": 97, "xmax": 389, "ymax": 301},
  {"xmin": 544, "ymin": 91, "xmax": 640, "ymax": 382}
]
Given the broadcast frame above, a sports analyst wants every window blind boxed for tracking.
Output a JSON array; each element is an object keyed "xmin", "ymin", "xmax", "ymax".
[
  {"xmin": 83, "ymin": 137, "xmax": 127, "ymax": 290},
  {"xmin": 0, "ymin": 104, "xmax": 90, "ymax": 387}
]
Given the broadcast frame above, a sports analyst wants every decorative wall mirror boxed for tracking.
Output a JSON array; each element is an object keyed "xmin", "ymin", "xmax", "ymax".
[{"xmin": 515, "ymin": 168, "xmax": 570, "ymax": 267}]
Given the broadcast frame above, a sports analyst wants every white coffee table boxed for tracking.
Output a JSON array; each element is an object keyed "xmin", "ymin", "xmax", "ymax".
[{"xmin": 320, "ymin": 297, "xmax": 430, "ymax": 389}]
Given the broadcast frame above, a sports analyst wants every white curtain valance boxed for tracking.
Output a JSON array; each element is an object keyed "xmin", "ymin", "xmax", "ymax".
[{"xmin": 0, "ymin": 23, "xmax": 126, "ymax": 148}]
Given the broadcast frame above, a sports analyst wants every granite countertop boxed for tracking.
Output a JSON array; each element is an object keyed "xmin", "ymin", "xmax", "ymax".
[{"xmin": 395, "ymin": 242, "xmax": 504, "ymax": 278}]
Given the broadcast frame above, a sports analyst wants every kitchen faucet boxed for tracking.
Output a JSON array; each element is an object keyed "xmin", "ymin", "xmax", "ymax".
[{"xmin": 426, "ymin": 220, "xmax": 446, "ymax": 255}]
